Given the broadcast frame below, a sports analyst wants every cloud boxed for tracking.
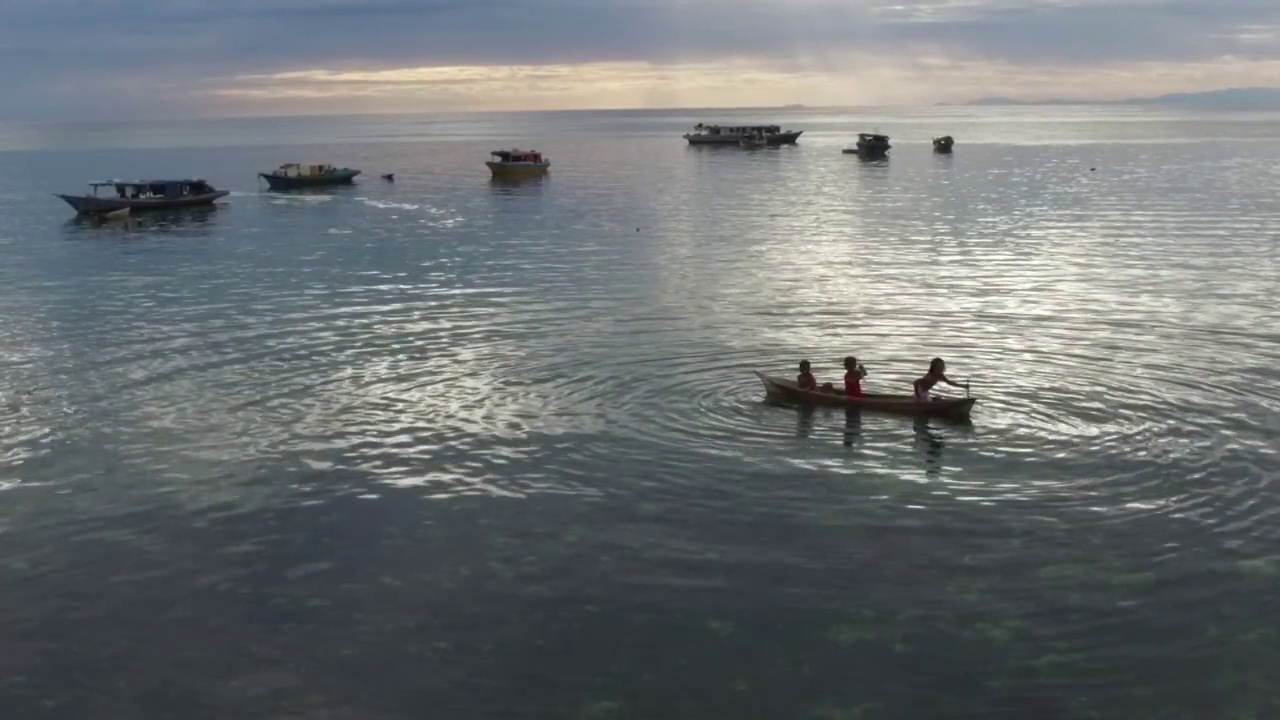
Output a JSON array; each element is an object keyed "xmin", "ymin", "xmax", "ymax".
[{"xmin": 0, "ymin": 0, "xmax": 1276, "ymax": 119}]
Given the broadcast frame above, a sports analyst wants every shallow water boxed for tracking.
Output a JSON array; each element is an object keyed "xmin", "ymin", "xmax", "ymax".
[{"xmin": 0, "ymin": 106, "xmax": 1278, "ymax": 719}]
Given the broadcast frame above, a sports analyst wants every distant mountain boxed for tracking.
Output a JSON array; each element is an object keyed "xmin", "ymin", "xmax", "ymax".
[
  {"xmin": 1134, "ymin": 87, "xmax": 1280, "ymax": 107},
  {"xmin": 962, "ymin": 96, "xmax": 1089, "ymax": 106},
  {"xmin": 962, "ymin": 87, "xmax": 1280, "ymax": 108}
]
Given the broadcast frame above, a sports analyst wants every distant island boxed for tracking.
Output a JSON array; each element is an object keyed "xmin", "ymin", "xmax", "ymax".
[{"xmin": 960, "ymin": 87, "xmax": 1280, "ymax": 109}]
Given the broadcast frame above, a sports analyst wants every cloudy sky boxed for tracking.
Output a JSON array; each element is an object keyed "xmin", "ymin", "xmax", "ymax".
[{"xmin": 1, "ymin": 0, "xmax": 1277, "ymax": 120}]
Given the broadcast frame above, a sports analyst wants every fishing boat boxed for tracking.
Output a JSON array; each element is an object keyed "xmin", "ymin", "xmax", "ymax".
[
  {"xmin": 684, "ymin": 124, "xmax": 803, "ymax": 145},
  {"xmin": 933, "ymin": 135, "xmax": 955, "ymax": 153},
  {"xmin": 486, "ymin": 149, "xmax": 550, "ymax": 178},
  {"xmin": 259, "ymin": 163, "xmax": 361, "ymax": 190},
  {"xmin": 842, "ymin": 133, "xmax": 891, "ymax": 159},
  {"xmin": 56, "ymin": 179, "xmax": 228, "ymax": 215},
  {"xmin": 754, "ymin": 371, "xmax": 976, "ymax": 420}
]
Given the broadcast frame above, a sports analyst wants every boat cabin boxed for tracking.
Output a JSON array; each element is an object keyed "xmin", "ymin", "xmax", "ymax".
[
  {"xmin": 91, "ymin": 179, "xmax": 214, "ymax": 200},
  {"xmin": 691, "ymin": 124, "xmax": 783, "ymax": 136},
  {"xmin": 490, "ymin": 149, "xmax": 544, "ymax": 164},
  {"xmin": 273, "ymin": 163, "xmax": 339, "ymax": 177}
]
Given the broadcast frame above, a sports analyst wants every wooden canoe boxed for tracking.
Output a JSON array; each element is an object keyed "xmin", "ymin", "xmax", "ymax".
[{"xmin": 754, "ymin": 371, "xmax": 976, "ymax": 420}]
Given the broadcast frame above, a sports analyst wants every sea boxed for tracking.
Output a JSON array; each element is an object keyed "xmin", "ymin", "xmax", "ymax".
[{"xmin": 0, "ymin": 106, "xmax": 1278, "ymax": 719}]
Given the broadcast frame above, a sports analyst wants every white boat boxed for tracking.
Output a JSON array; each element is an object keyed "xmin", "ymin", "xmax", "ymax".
[{"xmin": 684, "ymin": 124, "xmax": 802, "ymax": 145}]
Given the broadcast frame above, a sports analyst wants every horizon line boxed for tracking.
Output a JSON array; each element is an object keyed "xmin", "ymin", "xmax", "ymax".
[{"xmin": 0, "ymin": 100, "xmax": 1186, "ymax": 126}]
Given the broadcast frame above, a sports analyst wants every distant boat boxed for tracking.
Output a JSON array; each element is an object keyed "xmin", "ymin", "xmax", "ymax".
[
  {"xmin": 56, "ymin": 179, "xmax": 228, "ymax": 215},
  {"xmin": 933, "ymin": 135, "xmax": 955, "ymax": 153},
  {"xmin": 259, "ymin": 163, "xmax": 361, "ymax": 190},
  {"xmin": 381, "ymin": 173, "xmax": 395, "ymax": 181},
  {"xmin": 486, "ymin": 149, "xmax": 550, "ymax": 178},
  {"xmin": 843, "ymin": 133, "xmax": 891, "ymax": 159},
  {"xmin": 684, "ymin": 124, "xmax": 802, "ymax": 145}
]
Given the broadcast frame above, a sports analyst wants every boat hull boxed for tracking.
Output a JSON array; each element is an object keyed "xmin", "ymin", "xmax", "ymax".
[
  {"xmin": 686, "ymin": 130, "xmax": 803, "ymax": 145},
  {"xmin": 754, "ymin": 371, "xmax": 976, "ymax": 420},
  {"xmin": 259, "ymin": 169, "xmax": 360, "ymax": 190},
  {"xmin": 56, "ymin": 191, "xmax": 229, "ymax": 215},
  {"xmin": 486, "ymin": 161, "xmax": 549, "ymax": 178}
]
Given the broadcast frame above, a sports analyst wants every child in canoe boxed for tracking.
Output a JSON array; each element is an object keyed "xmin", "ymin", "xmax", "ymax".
[
  {"xmin": 797, "ymin": 360, "xmax": 835, "ymax": 392},
  {"xmin": 914, "ymin": 357, "xmax": 968, "ymax": 401},
  {"xmin": 844, "ymin": 356, "xmax": 867, "ymax": 397}
]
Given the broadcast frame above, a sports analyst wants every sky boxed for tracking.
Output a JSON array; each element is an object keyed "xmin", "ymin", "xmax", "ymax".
[{"xmin": 0, "ymin": 0, "xmax": 1277, "ymax": 120}]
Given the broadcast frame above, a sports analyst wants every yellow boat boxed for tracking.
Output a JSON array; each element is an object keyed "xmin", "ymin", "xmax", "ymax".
[{"xmin": 486, "ymin": 149, "xmax": 550, "ymax": 178}]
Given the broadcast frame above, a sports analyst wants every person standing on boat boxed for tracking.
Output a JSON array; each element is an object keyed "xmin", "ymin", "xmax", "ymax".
[
  {"xmin": 844, "ymin": 356, "xmax": 867, "ymax": 397},
  {"xmin": 914, "ymin": 358, "xmax": 967, "ymax": 402}
]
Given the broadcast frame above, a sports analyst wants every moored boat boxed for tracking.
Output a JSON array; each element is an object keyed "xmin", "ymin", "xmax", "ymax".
[
  {"xmin": 684, "ymin": 123, "xmax": 802, "ymax": 145},
  {"xmin": 933, "ymin": 135, "xmax": 955, "ymax": 153},
  {"xmin": 843, "ymin": 133, "xmax": 891, "ymax": 159},
  {"xmin": 55, "ymin": 179, "xmax": 229, "ymax": 215},
  {"xmin": 259, "ymin": 163, "xmax": 361, "ymax": 190},
  {"xmin": 754, "ymin": 371, "xmax": 976, "ymax": 420},
  {"xmin": 486, "ymin": 149, "xmax": 550, "ymax": 178}
]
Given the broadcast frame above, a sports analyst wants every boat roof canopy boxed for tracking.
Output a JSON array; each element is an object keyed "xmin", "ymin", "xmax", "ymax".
[
  {"xmin": 858, "ymin": 133, "xmax": 889, "ymax": 140},
  {"xmin": 491, "ymin": 149, "xmax": 541, "ymax": 159},
  {"xmin": 90, "ymin": 178, "xmax": 209, "ymax": 186}
]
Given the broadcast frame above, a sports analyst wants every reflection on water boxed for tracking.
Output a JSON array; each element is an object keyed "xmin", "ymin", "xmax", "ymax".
[
  {"xmin": 795, "ymin": 404, "xmax": 815, "ymax": 438},
  {"xmin": 61, "ymin": 204, "xmax": 222, "ymax": 237},
  {"xmin": 913, "ymin": 416, "xmax": 945, "ymax": 479},
  {"xmin": 1, "ymin": 107, "xmax": 1279, "ymax": 718},
  {"xmin": 489, "ymin": 175, "xmax": 547, "ymax": 193},
  {"xmin": 842, "ymin": 408, "xmax": 862, "ymax": 447}
]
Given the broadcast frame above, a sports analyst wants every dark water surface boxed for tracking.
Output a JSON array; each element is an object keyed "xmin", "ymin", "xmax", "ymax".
[{"xmin": 1, "ymin": 107, "xmax": 1278, "ymax": 719}]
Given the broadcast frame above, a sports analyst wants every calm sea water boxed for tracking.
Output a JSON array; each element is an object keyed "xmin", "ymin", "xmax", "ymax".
[{"xmin": 1, "ymin": 106, "xmax": 1278, "ymax": 719}]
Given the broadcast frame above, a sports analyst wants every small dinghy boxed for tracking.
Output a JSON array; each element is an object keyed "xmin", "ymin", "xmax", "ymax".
[
  {"xmin": 381, "ymin": 173, "xmax": 395, "ymax": 181},
  {"xmin": 754, "ymin": 371, "xmax": 976, "ymax": 420}
]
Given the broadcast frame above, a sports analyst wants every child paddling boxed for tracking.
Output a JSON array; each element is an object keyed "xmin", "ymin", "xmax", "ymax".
[{"xmin": 914, "ymin": 357, "xmax": 968, "ymax": 402}]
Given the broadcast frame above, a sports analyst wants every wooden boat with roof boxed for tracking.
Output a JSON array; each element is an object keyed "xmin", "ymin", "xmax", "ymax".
[
  {"xmin": 56, "ymin": 179, "xmax": 229, "ymax": 215},
  {"xmin": 486, "ymin": 149, "xmax": 550, "ymax": 178},
  {"xmin": 754, "ymin": 371, "xmax": 976, "ymax": 420},
  {"xmin": 259, "ymin": 163, "xmax": 361, "ymax": 190},
  {"xmin": 843, "ymin": 133, "xmax": 891, "ymax": 159},
  {"xmin": 684, "ymin": 124, "xmax": 803, "ymax": 145},
  {"xmin": 933, "ymin": 135, "xmax": 955, "ymax": 153}
]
